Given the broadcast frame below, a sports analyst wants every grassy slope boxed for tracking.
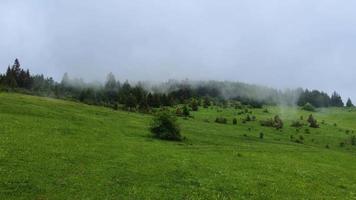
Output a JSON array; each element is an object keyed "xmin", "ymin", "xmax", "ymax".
[{"xmin": 0, "ymin": 93, "xmax": 355, "ymax": 199}]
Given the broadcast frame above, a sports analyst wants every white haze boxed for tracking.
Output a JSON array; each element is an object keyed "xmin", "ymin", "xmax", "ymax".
[{"xmin": 0, "ymin": 0, "xmax": 356, "ymax": 101}]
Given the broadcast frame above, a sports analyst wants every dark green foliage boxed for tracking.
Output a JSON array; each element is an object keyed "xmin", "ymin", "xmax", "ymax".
[
  {"xmin": 125, "ymin": 94, "xmax": 137, "ymax": 110},
  {"xmin": 346, "ymin": 98, "xmax": 354, "ymax": 107},
  {"xmin": 302, "ymin": 103, "xmax": 316, "ymax": 112},
  {"xmin": 273, "ymin": 115, "xmax": 283, "ymax": 129},
  {"xmin": 260, "ymin": 115, "xmax": 283, "ymax": 129},
  {"xmin": 182, "ymin": 105, "xmax": 190, "ymax": 117},
  {"xmin": 330, "ymin": 92, "xmax": 344, "ymax": 107},
  {"xmin": 0, "ymin": 59, "xmax": 348, "ymax": 115},
  {"xmin": 203, "ymin": 97, "xmax": 211, "ymax": 108},
  {"xmin": 233, "ymin": 118, "xmax": 237, "ymax": 125},
  {"xmin": 259, "ymin": 132, "xmax": 264, "ymax": 139},
  {"xmin": 307, "ymin": 114, "xmax": 319, "ymax": 128},
  {"xmin": 297, "ymin": 89, "xmax": 331, "ymax": 108},
  {"xmin": 215, "ymin": 117, "xmax": 228, "ymax": 124},
  {"xmin": 245, "ymin": 114, "xmax": 252, "ymax": 122},
  {"xmin": 351, "ymin": 136, "xmax": 356, "ymax": 146},
  {"xmin": 232, "ymin": 96, "xmax": 263, "ymax": 108},
  {"xmin": 291, "ymin": 120, "xmax": 304, "ymax": 128},
  {"xmin": 175, "ymin": 107, "xmax": 183, "ymax": 116},
  {"xmin": 190, "ymin": 98, "xmax": 199, "ymax": 111},
  {"xmin": 150, "ymin": 110, "xmax": 182, "ymax": 141}
]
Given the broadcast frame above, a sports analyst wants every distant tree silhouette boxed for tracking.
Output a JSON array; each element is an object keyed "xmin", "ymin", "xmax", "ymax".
[
  {"xmin": 330, "ymin": 92, "xmax": 344, "ymax": 107},
  {"xmin": 346, "ymin": 98, "xmax": 354, "ymax": 107}
]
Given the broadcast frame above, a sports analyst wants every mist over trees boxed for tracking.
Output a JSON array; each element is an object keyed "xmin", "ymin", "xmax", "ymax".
[{"xmin": 0, "ymin": 59, "xmax": 349, "ymax": 110}]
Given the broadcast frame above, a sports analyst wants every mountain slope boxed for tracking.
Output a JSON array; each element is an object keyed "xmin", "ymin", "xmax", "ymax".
[{"xmin": 0, "ymin": 93, "xmax": 355, "ymax": 199}]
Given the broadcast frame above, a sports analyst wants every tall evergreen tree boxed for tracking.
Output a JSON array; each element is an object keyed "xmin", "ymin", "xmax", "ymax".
[
  {"xmin": 330, "ymin": 92, "xmax": 344, "ymax": 107},
  {"xmin": 346, "ymin": 98, "xmax": 354, "ymax": 107},
  {"xmin": 105, "ymin": 72, "xmax": 117, "ymax": 91}
]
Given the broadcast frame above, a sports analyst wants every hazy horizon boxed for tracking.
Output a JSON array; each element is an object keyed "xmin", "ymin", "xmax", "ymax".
[{"xmin": 1, "ymin": 0, "xmax": 355, "ymax": 101}]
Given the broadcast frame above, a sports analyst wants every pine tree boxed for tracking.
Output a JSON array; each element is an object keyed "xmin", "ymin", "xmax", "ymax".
[
  {"xmin": 190, "ymin": 98, "xmax": 199, "ymax": 111},
  {"xmin": 330, "ymin": 92, "xmax": 344, "ymax": 107},
  {"xmin": 346, "ymin": 98, "xmax": 354, "ymax": 107},
  {"xmin": 105, "ymin": 72, "xmax": 116, "ymax": 91}
]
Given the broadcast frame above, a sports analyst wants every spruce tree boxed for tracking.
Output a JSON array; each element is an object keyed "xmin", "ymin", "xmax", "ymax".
[{"xmin": 346, "ymin": 98, "xmax": 354, "ymax": 107}]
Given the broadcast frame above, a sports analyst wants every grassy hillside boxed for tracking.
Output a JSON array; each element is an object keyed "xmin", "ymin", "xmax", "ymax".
[{"xmin": 0, "ymin": 93, "xmax": 355, "ymax": 199}]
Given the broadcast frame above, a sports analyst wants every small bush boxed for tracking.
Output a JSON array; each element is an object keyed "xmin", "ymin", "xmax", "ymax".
[
  {"xmin": 295, "ymin": 139, "xmax": 303, "ymax": 144},
  {"xmin": 273, "ymin": 115, "xmax": 283, "ymax": 129},
  {"xmin": 182, "ymin": 105, "xmax": 190, "ymax": 117},
  {"xmin": 259, "ymin": 132, "xmax": 264, "ymax": 139},
  {"xmin": 302, "ymin": 103, "xmax": 316, "ymax": 112},
  {"xmin": 175, "ymin": 107, "xmax": 183, "ymax": 116},
  {"xmin": 215, "ymin": 117, "xmax": 228, "ymax": 124},
  {"xmin": 260, "ymin": 115, "xmax": 283, "ymax": 129},
  {"xmin": 233, "ymin": 118, "xmax": 237, "ymax": 125},
  {"xmin": 299, "ymin": 135, "xmax": 304, "ymax": 141},
  {"xmin": 150, "ymin": 110, "xmax": 182, "ymax": 141},
  {"xmin": 190, "ymin": 98, "xmax": 199, "ymax": 111},
  {"xmin": 307, "ymin": 114, "xmax": 319, "ymax": 128},
  {"xmin": 351, "ymin": 136, "xmax": 356, "ymax": 146},
  {"xmin": 291, "ymin": 120, "xmax": 304, "ymax": 128},
  {"xmin": 245, "ymin": 114, "xmax": 251, "ymax": 122}
]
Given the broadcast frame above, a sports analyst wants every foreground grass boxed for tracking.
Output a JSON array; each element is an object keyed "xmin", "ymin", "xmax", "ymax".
[{"xmin": 0, "ymin": 93, "xmax": 355, "ymax": 199}]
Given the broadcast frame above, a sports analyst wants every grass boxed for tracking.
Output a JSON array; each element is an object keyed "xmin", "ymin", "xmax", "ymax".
[{"xmin": 0, "ymin": 92, "xmax": 356, "ymax": 199}]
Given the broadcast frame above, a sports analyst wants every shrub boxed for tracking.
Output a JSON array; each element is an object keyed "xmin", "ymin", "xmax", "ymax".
[
  {"xmin": 175, "ymin": 107, "xmax": 183, "ymax": 116},
  {"xmin": 190, "ymin": 98, "xmax": 199, "ymax": 111},
  {"xmin": 302, "ymin": 103, "xmax": 316, "ymax": 112},
  {"xmin": 260, "ymin": 115, "xmax": 283, "ymax": 129},
  {"xmin": 245, "ymin": 114, "xmax": 251, "ymax": 122},
  {"xmin": 351, "ymin": 136, "xmax": 356, "ymax": 146},
  {"xmin": 291, "ymin": 120, "xmax": 304, "ymax": 128},
  {"xmin": 251, "ymin": 116, "xmax": 256, "ymax": 121},
  {"xmin": 299, "ymin": 135, "xmax": 304, "ymax": 141},
  {"xmin": 259, "ymin": 132, "xmax": 264, "ymax": 139},
  {"xmin": 182, "ymin": 105, "xmax": 190, "ymax": 117},
  {"xmin": 233, "ymin": 118, "xmax": 237, "ymax": 125},
  {"xmin": 215, "ymin": 117, "xmax": 228, "ymax": 124},
  {"xmin": 150, "ymin": 110, "xmax": 182, "ymax": 141},
  {"xmin": 273, "ymin": 115, "xmax": 283, "ymax": 129},
  {"xmin": 307, "ymin": 114, "xmax": 319, "ymax": 128}
]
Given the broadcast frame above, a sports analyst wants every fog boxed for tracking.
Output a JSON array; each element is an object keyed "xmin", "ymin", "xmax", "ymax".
[{"xmin": 1, "ymin": 0, "xmax": 356, "ymax": 100}]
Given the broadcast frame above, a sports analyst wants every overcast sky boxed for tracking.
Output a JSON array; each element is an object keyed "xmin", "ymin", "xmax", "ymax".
[{"xmin": 0, "ymin": 0, "xmax": 355, "ymax": 100}]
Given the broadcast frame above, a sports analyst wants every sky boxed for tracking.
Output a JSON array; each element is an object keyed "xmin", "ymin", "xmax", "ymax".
[{"xmin": 0, "ymin": 0, "xmax": 356, "ymax": 100}]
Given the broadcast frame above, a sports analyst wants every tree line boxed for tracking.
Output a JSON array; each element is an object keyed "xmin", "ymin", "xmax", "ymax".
[{"xmin": 0, "ymin": 59, "xmax": 353, "ymax": 110}]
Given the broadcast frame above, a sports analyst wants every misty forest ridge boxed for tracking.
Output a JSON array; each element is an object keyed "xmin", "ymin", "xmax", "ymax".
[{"xmin": 1, "ymin": 1, "xmax": 356, "ymax": 199}]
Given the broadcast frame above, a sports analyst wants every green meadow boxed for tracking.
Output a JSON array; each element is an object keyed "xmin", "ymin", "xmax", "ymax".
[{"xmin": 0, "ymin": 92, "xmax": 355, "ymax": 199}]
